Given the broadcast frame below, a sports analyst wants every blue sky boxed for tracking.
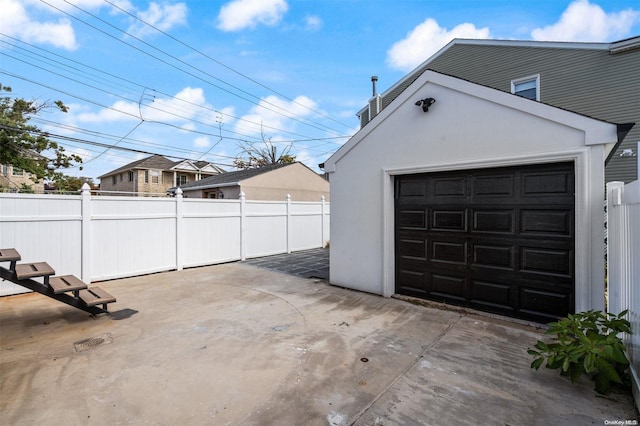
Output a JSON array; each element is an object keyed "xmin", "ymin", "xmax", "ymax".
[{"xmin": 1, "ymin": 0, "xmax": 639, "ymax": 181}]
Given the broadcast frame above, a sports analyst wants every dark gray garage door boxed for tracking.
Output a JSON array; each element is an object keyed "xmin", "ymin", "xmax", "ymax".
[{"xmin": 395, "ymin": 162, "xmax": 575, "ymax": 323}]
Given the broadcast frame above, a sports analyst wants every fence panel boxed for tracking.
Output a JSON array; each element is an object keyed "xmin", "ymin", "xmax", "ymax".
[
  {"xmin": 0, "ymin": 193, "xmax": 82, "ymax": 295},
  {"xmin": 182, "ymin": 199, "xmax": 242, "ymax": 268},
  {"xmin": 90, "ymin": 196, "xmax": 178, "ymax": 281},
  {"xmin": 606, "ymin": 180, "xmax": 640, "ymax": 408},
  {"xmin": 290, "ymin": 202, "xmax": 324, "ymax": 251},
  {"xmin": 0, "ymin": 189, "xmax": 329, "ymax": 295},
  {"xmin": 244, "ymin": 201, "xmax": 288, "ymax": 258}
]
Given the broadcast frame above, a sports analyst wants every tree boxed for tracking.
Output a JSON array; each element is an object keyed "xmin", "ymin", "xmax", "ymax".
[
  {"xmin": 50, "ymin": 175, "xmax": 96, "ymax": 192},
  {"xmin": 233, "ymin": 136, "xmax": 296, "ymax": 170},
  {"xmin": 0, "ymin": 83, "xmax": 82, "ymax": 181}
]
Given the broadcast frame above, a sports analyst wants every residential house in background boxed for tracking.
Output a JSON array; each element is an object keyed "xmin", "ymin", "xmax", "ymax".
[
  {"xmin": 0, "ymin": 164, "xmax": 44, "ymax": 193},
  {"xmin": 175, "ymin": 162, "xmax": 330, "ymax": 201},
  {"xmin": 99, "ymin": 155, "xmax": 224, "ymax": 195},
  {"xmin": 359, "ymin": 36, "xmax": 639, "ymax": 183}
]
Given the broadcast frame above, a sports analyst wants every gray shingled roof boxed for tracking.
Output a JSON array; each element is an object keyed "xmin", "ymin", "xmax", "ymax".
[
  {"xmin": 99, "ymin": 155, "xmax": 224, "ymax": 179},
  {"xmin": 99, "ymin": 155, "xmax": 177, "ymax": 178},
  {"xmin": 177, "ymin": 163, "xmax": 289, "ymax": 189}
]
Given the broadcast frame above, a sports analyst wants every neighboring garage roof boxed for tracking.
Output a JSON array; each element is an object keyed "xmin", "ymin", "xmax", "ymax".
[{"xmin": 175, "ymin": 162, "xmax": 290, "ymax": 190}]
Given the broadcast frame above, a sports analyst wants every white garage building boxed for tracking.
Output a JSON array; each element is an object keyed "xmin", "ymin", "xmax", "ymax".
[{"xmin": 323, "ymin": 71, "xmax": 621, "ymax": 322}]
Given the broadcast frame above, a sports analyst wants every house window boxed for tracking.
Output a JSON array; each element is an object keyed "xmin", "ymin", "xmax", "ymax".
[
  {"xmin": 12, "ymin": 167, "xmax": 24, "ymax": 176},
  {"xmin": 144, "ymin": 170, "xmax": 149, "ymax": 183},
  {"xmin": 511, "ymin": 75, "xmax": 540, "ymax": 101},
  {"xmin": 151, "ymin": 170, "xmax": 160, "ymax": 184},
  {"xmin": 128, "ymin": 171, "xmax": 134, "ymax": 181},
  {"xmin": 112, "ymin": 176, "xmax": 117, "ymax": 185},
  {"xmin": 179, "ymin": 174, "xmax": 188, "ymax": 185},
  {"xmin": 120, "ymin": 173, "xmax": 123, "ymax": 181},
  {"xmin": 1, "ymin": 165, "xmax": 7, "ymax": 176}
]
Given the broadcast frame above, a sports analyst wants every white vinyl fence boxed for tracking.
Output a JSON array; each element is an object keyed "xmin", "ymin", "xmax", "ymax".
[
  {"xmin": 606, "ymin": 179, "xmax": 640, "ymax": 407},
  {"xmin": 0, "ymin": 186, "xmax": 329, "ymax": 296}
]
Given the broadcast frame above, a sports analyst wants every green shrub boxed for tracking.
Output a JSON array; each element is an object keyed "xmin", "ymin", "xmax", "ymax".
[{"xmin": 528, "ymin": 310, "xmax": 631, "ymax": 394}]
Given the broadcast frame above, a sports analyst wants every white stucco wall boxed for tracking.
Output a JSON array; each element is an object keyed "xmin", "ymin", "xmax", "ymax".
[{"xmin": 325, "ymin": 71, "xmax": 617, "ymax": 313}]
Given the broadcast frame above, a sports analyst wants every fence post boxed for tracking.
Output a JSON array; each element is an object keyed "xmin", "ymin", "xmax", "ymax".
[
  {"xmin": 175, "ymin": 188, "xmax": 184, "ymax": 271},
  {"xmin": 606, "ymin": 181, "xmax": 626, "ymax": 315},
  {"xmin": 80, "ymin": 183, "xmax": 92, "ymax": 283},
  {"xmin": 321, "ymin": 195, "xmax": 326, "ymax": 248},
  {"xmin": 286, "ymin": 194, "xmax": 292, "ymax": 253},
  {"xmin": 240, "ymin": 191, "xmax": 246, "ymax": 261}
]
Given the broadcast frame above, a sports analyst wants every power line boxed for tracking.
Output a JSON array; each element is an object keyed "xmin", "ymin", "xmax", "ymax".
[
  {"xmin": 1, "ymin": 35, "xmax": 352, "ymax": 144},
  {"xmin": 102, "ymin": 0, "xmax": 354, "ymax": 131},
  {"xmin": 40, "ymin": 0, "xmax": 345, "ymax": 136},
  {"xmin": 0, "ymin": 123, "xmax": 239, "ymax": 168}
]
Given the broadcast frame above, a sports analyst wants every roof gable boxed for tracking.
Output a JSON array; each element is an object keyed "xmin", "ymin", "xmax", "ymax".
[
  {"xmin": 99, "ymin": 155, "xmax": 175, "ymax": 178},
  {"xmin": 327, "ymin": 70, "xmax": 618, "ymax": 172}
]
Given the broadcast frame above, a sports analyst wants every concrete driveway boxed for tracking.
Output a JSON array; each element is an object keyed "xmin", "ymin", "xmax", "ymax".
[{"xmin": 0, "ymin": 260, "xmax": 636, "ymax": 425}]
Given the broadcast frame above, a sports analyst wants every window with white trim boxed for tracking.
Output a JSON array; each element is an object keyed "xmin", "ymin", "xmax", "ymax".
[{"xmin": 511, "ymin": 75, "xmax": 540, "ymax": 101}]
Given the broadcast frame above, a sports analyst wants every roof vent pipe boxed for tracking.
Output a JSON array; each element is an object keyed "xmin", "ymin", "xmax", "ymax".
[{"xmin": 371, "ymin": 76, "xmax": 378, "ymax": 97}]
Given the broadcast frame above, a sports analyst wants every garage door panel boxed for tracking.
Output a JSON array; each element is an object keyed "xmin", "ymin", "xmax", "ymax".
[
  {"xmin": 522, "ymin": 171, "xmax": 571, "ymax": 196},
  {"xmin": 520, "ymin": 210, "xmax": 572, "ymax": 236},
  {"xmin": 519, "ymin": 287, "xmax": 572, "ymax": 320},
  {"xmin": 432, "ymin": 209, "xmax": 467, "ymax": 231},
  {"xmin": 395, "ymin": 162, "xmax": 575, "ymax": 323},
  {"xmin": 470, "ymin": 279, "xmax": 514, "ymax": 311},
  {"xmin": 472, "ymin": 210, "xmax": 514, "ymax": 234},
  {"xmin": 472, "ymin": 244, "xmax": 514, "ymax": 270},
  {"xmin": 398, "ymin": 209, "xmax": 428, "ymax": 229},
  {"xmin": 431, "ymin": 240, "xmax": 467, "ymax": 265},
  {"xmin": 397, "ymin": 238, "xmax": 427, "ymax": 260},
  {"xmin": 431, "ymin": 273, "xmax": 466, "ymax": 301},
  {"xmin": 397, "ymin": 270, "xmax": 427, "ymax": 294},
  {"xmin": 397, "ymin": 178, "xmax": 427, "ymax": 197},
  {"xmin": 471, "ymin": 174, "xmax": 514, "ymax": 197},
  {"xmin": 520, "ymin": 247, "xmax": 573, "ymax": 278},
  {"xmin": 432, "ymin": 177, "xmax": 466, "ymax": 198}
]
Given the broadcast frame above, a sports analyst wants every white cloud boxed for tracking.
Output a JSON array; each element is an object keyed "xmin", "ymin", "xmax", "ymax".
[
  {"xmin": 234, "ymin": 95, "xmax": 317, "ymax": 137},
  {"xmin": 386, "ymin": 18, "xmax": 490, "ymax": 72},
  {"xmin": 193, "ymin": 136, "xmax": 211, "ymax": 148},
  {"xmin": 531, "ymin": 0, "xmax": 639, "ymax": 42},
  {"xmin": 0, "ymin": 0, "xmax": 78, "ymax": 50},
  {"xmin": 127, "ymin": 2, "xmax": 188, "ymax": 38},
  {"xmin": 305, "ymin": 15, "xmax": 322, "ymax": 31},
  {"xmin": 75, "ymin": 87, "xmax": 220, "ymax": 124},
  {"xmin": 217, "ymin": 0, "xmax": 288, "ymax": 31}
]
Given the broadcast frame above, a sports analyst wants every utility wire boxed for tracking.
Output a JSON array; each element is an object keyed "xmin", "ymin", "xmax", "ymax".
[
  {"xmin": 102, "ymin": 0, "xmax": 353, "ymax": 131},
  {"xmin": 1, "ymin": 35, "xmax": 350, "ymax": 143},
  {"xmin": 41, "ymin": 0, "xmax": 343, "ymax": 136}
]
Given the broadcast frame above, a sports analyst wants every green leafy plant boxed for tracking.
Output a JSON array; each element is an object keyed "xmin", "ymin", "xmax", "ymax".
[{"xmin": 528, "ymin": 310, "xmax": 631, "ymax": 394}]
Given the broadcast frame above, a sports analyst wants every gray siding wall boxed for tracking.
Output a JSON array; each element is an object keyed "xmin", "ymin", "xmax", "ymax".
[{"xmin": 368, "ymin": 44, "xmax": 639, "ymax": 183}]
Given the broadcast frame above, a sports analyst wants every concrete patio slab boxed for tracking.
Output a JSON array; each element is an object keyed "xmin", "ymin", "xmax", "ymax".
[{"xmin": 0, "ymin": 262, "xmax": 636, "ymax": 425}]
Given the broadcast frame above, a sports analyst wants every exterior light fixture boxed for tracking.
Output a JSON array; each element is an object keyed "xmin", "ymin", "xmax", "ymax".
[
  {"xmin": 415, "ymin": 97, "xmax": 436, "ymax": 112},
  {"xmin": 620, "ymin": 149, "xmax": 636, "ymax": 157}
]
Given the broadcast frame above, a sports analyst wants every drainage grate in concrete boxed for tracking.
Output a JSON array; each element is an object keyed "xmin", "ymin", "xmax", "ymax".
[{"xmin": 74, "ymin": 333, "xmax": 113, "ymax": 352}]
